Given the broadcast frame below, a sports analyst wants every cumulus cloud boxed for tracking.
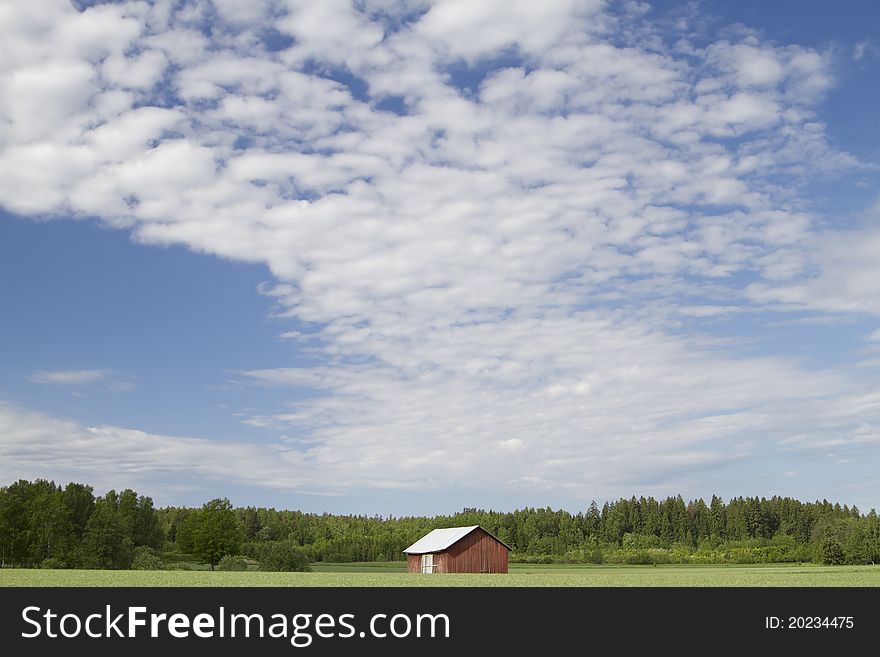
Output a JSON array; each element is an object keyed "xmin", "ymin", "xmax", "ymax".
[{"xmin": 0, "ymin": 1, "xmax": 877, "ymax": 505}]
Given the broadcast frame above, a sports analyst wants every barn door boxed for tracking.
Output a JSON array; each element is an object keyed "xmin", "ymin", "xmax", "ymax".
[{"xmin": 421, "ymin": 553, "xmax": 434, "ymax": 574}]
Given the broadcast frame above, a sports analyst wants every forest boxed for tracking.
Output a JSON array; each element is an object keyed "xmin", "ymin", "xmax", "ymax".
[{"xmin": 1, "ymin": 478, "xmax": 878, "ymax": 570}]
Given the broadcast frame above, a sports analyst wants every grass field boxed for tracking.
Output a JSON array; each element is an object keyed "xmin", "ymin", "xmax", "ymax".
[{"xmin": 2, "ymin": 563, "xmax": 880, "ymax": 586}]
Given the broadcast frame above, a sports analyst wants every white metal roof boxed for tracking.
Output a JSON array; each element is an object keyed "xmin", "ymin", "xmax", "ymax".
[
  {"xmin": 403, "ymin": 526, "xmax": 480, "ymax": 554},
  {"xmin": 404, "ymin": 525, "xmax": 479, "ymax": 554}
]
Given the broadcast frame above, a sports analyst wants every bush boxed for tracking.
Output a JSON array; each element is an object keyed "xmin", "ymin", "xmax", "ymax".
[
  {"xmin": 217, "ymin": 555, "xmax": 249, "ymax": 571},
  {"xmin": 623, "ymin": 550, "xmax": 654, "ymax": 565},
  {"xmin": 41, "ymin": 557, "xmax": 65, "ymax": 569},
  {"xmin": 164, "ymin": 562, "xmax": 193, "ymax": 571},
  {"xmin": 258, "ymin": 541, "xmax": 311, "ymax": 572},
  {"xmin": 132, "ymin": 546, "xmax": 165, "ymax": 570}
]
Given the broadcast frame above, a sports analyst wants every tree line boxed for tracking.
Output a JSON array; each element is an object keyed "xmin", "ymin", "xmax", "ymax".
[
  {"xmin": 2, "ymin": 479, "xmax": 878, "ymax": 569},
  {"xmin": 0, "ymin": 479, "xmax": 161, "ymax": 569}
]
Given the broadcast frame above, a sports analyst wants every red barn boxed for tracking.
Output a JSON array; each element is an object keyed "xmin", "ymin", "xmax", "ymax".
[{"xmin": 404, "ymin": 525, "xmax": 510, "ymax": 574}]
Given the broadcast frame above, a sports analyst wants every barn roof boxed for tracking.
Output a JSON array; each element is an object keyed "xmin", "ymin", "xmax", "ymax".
[{"xmin": 403, "ymin": 525, "xmax": 512, "ymax": 554}]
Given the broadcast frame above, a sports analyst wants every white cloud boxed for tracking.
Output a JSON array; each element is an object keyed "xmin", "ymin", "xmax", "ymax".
[
  {"xmin": 26, "ymin": 369, "xmax": 135, "ymax": 393},
  {"xmin": 0, "ymin": 402, "xmax": 321, "ymax": 499},
  {"xmin": 724, "ymin": 43, "xmax": 785, "ymax": 87},
  {"xmin": 748, "ymin": 228, "xmax": 880, "ymax": 315},
  {"xmin": 101, "ymin": 49, "xmax": 167, "ymax": 90},
  {"xmin": 415, "ymin": 0, "xmax": 599, "ymax": 62},
  {"xmin": 234, "ymin": 311, "xmax": 880, "ymax": 498},
  {"xmin": 4, "ymin": 356, "xmax": 879, "ymax": 502},
  {"xmin": 28, "ymin": 369, "xmax": 113, "ymax": 385},
  {"xmin": 0, "ymin": 1, "xmax": 877, "ymax": 504},
  {"xmin": 854, "ymin": 40, "xmax": 878, "ymax": 63}
]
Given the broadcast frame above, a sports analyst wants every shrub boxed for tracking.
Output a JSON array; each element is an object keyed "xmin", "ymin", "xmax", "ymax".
[
  {"xmin": 217, "ymin": 555, "xmax": 249, "ymax": 571},
  {"xmin": 258, "ymin": 541, "xmax": 311, "ymax": 572},
  {"xmin": 41, "ymin": 557, "xmax": 65, "ymax": 569},
  {"xmin": 131, "ymin": 546, "xmax": 165, "ymax": 570},
  {"xmin": 623, "ymin": 550, "xmax": 654, "ymax": 565}
]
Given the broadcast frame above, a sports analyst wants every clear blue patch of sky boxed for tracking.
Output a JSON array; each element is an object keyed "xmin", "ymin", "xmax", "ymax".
[
  {"xmin": 260, "ymin": 27, "xmax": 295, "ymax": 52},
  {"xmin": 694, "ymin": 311, "xmax": 877, "ymax": 371},
  {"xmin": 702, "ymin": 446, "xmax": 879, "ymax": 511},
  {"xmin": 695, "ymin": 0, "xmax": 878, "ymax": 50},
  {"xmin": 798, "ymin": 174, "xmax": 880, "ymax": 229},
  {"xmin": 445, "ymin": 50, "xmax": 526, "ymax": 99},
  {"xmin": 374, "ymin": 94, "xmax": 408, "ymax": 116},
  {"xmin": 301, "ymin": 60, "xmax": 370, "ymax": 102},
  {"xmin": 0, "ymin": 213, "xmax": 312, "ymax": 442}
]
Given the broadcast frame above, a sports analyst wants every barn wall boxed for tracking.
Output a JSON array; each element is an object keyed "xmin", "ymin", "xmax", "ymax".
[
  {"xmin": 407, "ymin": 554, "xmax": 421, "ymax": 573},
  {"xmin": 445, "ymin": 528, "xmax": 508, "ymax": 573}
]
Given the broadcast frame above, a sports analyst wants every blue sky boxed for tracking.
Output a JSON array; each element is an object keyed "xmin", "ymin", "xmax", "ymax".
[{"xmin": 1, "ymin": 0, "xmax": 879, "ymax": 514}]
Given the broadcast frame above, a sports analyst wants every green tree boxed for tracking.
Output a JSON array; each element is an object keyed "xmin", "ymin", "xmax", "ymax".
[
  {"xmin": 175, "ymin": 509, "xmax": 200, "ymax": 553},
  {"xmin": 116, "ymin": 489, "xmax": 140, "ymax": 543},
  {"xmin": 0, "ymin": 489, "xmax": 11, "ymax": 566},
  {"xmin": 865, "ymin": 511, "xmax": 880, "ymax": 565},
  {"xmin": 28, "ymin": 486, "xmax": 74, "ymax": 566},
  {"xmin": 820, "ymin": 537, "xmax": 845, "ymax": 565},
  {"xmin": 113, "ymin": 490, "xmax": 161, "ymax": 548},
  {"xmin": 80, "ymin": 493, "xmax": 130, "ymax": 569},
  {"xmin": 62, "ymin": 483, "xmax": 95, "ymax": 541},
  {"xmin": 2, "ymin": 480, "xmax": 45, "ymax": 565},
  {"xmin": 193, "ymin": 498, "xmax": 242, "ymax": 570},
  {"xmin": 133, "ymin": 495, "xmax": 163, "ymax": 548},
  {"xmin": 241, "ymin": 507, "xmax": 261, "ymax": 540}
]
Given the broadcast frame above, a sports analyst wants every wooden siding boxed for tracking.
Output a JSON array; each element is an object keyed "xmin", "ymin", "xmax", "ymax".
[
  {"xmin": 442, "ymin": 527, "xmax": 508, "ymax": 573},
  {"xmin": 407, "ymin": 527, "xmax": 509, "ymax": 574}
]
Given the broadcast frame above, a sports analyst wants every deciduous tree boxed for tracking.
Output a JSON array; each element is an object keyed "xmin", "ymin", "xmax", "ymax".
[{"xmin": 193, "ymin": 498, "xmax": 242, "ymax": 570}]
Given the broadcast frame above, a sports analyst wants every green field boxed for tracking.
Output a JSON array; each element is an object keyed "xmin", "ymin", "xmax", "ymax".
[{"xmin": 2, "ymin": 563, "xmax": 879, "ymax": 586}]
